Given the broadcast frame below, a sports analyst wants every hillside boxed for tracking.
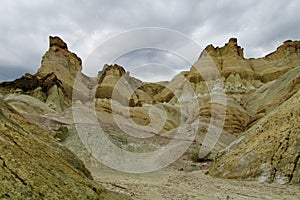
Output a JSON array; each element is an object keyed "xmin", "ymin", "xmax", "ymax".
[
  {"xmin": 0, "ymin": 36, "xmax": 299, "ymax": 199},
  {"xmin": 0, "ymin": 97, "xmax": 130, "ymax": 199}
]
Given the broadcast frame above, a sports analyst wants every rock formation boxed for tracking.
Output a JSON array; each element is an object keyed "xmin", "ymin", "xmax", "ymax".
[
  {"xmin": 0, "ymin": 98, "xmax": 130, "ymax": 199},
  {"xmin": 37, "ymin": 36, "xmax": 92, "ymax": 101},
  {"xmin": 197, "ymin": 40, "xmax": 300, "ymax": 184},
  {"xmin": 191, "ymin": 38, "xmax": 300, "ymax": 83},
  {"xmin": 0, "ymin": 72, "xmax": 68, "ymax": 112},
  {"xmin": 209, "ymin": 79, "xmax": 300, "ymax": 184},
  {"xmin": 191, "ymin": 38, "xmax": 260, "ymax": 80},
  {"xmin": 96, "ymin": 64, "xmax": 160, "ymax": 106},
  {"xmin": 249, "ymin": 40, "xmax": 300, "ymax": 82},
  {"xmin": 0, "ymin": 35, "xmax": 300, "ymax": 193}
]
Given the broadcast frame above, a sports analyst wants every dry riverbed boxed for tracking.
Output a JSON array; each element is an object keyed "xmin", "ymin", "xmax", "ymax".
[{"xmin": 92, "ymin": 159, "xmax": 300, "ymax": 200}]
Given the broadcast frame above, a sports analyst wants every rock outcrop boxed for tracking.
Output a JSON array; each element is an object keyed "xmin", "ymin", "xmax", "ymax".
[
  {"xmin": 0, "ymin": 73, "xmax": 68, "ymax": 112},
  {"xmin": 249, "ymin": 40, "xmax": 300, "ymax": 82},
  {"xmin": 0, "ymin": 98, "xmax": 130, "ymax": 199},
  {"xmin": 37, "ymin": 36, "xmax": 92, "ymax": 101},
  {"xmin": 96, "ymin": 64, "xmax": 135, "ymax": 106},
  {"xmin": 209, "ymin": 86, "xmax": 300, "ymax": 184},
  {"xmin": 49, "ymin": 36, "xmax": 68, "ymax": 50},
  {"xmin": 96, "ymin": 64, "xmax": 153, "ymax": 106},
  {"xmin": 1, "ymin": 36, "xmax": 300, "ymax": 188},
  {"xmin": 188, "ymin": 38, "xmax": 300, "ymax": 84},
  {"xmin": 200, "ymin": 39, "xmax": 300, "ymax": 185},
  {"xmin": 244, "ymin": 66, "xmax": 300, "ymax": 117},
  {"xmin": 192, "ymin": 38, "xmax": 260, "ymax": 80}
]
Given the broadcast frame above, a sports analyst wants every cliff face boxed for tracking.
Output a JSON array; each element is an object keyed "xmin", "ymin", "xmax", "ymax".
[
  {"xmin": 194, "ymin": 38, "xmax": 260, "ymax": 80},
  {"xmin": 190, "ymin": 39, "xmax": 300, "ymax": 184},
  {"xmin": 0, "ymin": 36, "xmax": 299, "ymax": 187},
  {"xmin": 209, "ymin": 78, "xmax": 300, "ymax": 184},
  {"xmin": 95, "ymin": 64, "xmax": 154, "ymax": 106},
  {"xmin": 37, "ymin": 36, "xmax": 93, "ymax": 101},
  {"xmin": 190, "ymin": 38, "xmax": 300, "ymax": 83},
  {"xmin": 38, "ymin": 36, "xmax": 82, "ymax": 75},
  {"xmin": 0, "ymin": 98, "xmax": 129, "ymax": 199},
  {"xmin": 250, "ymin": 40, "xmax": 300, "ymax": 82}
]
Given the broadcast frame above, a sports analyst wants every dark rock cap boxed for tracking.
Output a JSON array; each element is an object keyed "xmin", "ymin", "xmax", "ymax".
[{"xmin": 49, "ymin": 36, "xmax": 68, "ymax": 50}]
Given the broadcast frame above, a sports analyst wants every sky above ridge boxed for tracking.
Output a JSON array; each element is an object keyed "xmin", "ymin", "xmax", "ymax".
[{"xmin": 0, "ymin": 0, "xmax": 299, "ymax": 82}]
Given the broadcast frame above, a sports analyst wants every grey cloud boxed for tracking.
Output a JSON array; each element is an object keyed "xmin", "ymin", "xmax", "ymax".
[
  {"xmin": 0, "ymin": 66, "xmax": 34, "ymax": 82},
  {"xmin": 83, "ymin": 28, "xmax": 203, "ymax": 77},
  {"xmin": 113, "ymin": 48, "xmax": 191, "ymax": 81},
  {"xmin": 0, "ymin": 0, "xmax": 299, "ymax": 82},
  {"xmin": 129, "ymin": 63, "xmax": 180, "ymax": 83}
]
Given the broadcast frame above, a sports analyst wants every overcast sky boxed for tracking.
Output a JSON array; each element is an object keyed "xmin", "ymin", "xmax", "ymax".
[{"xmin": 0, "ymin": 0, "xmax": 299, "ymax": 82}]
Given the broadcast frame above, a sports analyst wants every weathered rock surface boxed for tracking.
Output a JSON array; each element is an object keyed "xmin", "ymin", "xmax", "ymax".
[
  {"xmin": 49, "ymin": 36, "xmax": 68, "ymax": 50},
  {"xmin": 0, "ymin": 98, "xmax": 130, "ymax": 199},
  {"xmin": 96, "ymin": 64, "xmax": 153, "ymax": 106},
  {"xmin": 1, "ymin": 36, "xmax": 300, "ymax": 188},
  {"xmin": 96, "ymin": 64, "xmax": 136, "ymax": 106},
  {"xmin": 188, "ymin": 38, "xmax": 300, "ymax": 83},
  {"xmin": 203, "ymin": 41, "xmax": 300, "ymax": 184},
  {"xmin": 209, "ymin": 88, "xmax": 300, "ymax": 184},
  {"xmin": 249, "ymin": 40, "xmax": 300, "ymax": 82},
  {"xmin": 194, "ymin": 102, "xmax": 250, "ymax": 135},
  {"xmin": 244, "ymin": 66, "xmax": 300, "ymax": 117},
  {"xmin": 195, "ymin": 38, "xmax": 260, "ymax": 80},
  {"xmin": 0, "ymin": 73, "xmax": 68, "ymax": 112},
  {"xmin": 37, "ymin": 36, "xmax": 92, "ymax": 101},
  {"xmin": 155, "ymin": 38, "xmax": 300, "ymax": 184}
]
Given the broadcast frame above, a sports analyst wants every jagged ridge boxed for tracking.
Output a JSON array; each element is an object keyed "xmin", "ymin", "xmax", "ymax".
[{"xmin": 0, "ymin": 36, "xmax": 300, "ymax": 187}]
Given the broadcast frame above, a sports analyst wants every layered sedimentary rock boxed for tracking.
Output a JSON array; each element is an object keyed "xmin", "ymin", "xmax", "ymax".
[
  {"xmin": 190, "ymin": 38, "xmax": 260, "ymax": 81},
  {"xmin": 37, "ymin": 36, "xmax": 92, "ymax": 101},
  {"xmin": 209, "ymin": 83, "xmax": 300, "ymax": 184},
  {"xmin": 0, "ymin": 72, "xmax": 67, "ymax": 112},
  {"xmin": 249, "ymin": 40, "xmax": 300, "ymax": 82},
  {"xmin": 96, "ymin": 64, "xmax": 165, "ymax": 106},
  {"xmin": 0, "ymin": 98, "xmax": 129, "ymax": 199},
  {"xmin": 1, "ymin": 36, "xmax": 300, "ymax": 187},
  {"xmin": 190, "ymin": 38, "xmax": 300, "ymax": 83}
]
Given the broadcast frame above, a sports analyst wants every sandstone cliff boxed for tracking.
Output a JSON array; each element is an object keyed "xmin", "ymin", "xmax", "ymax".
[
  {"xmin": 209, "ymin": 74, "xmax": 300, "ymax": 184},
  {"xmin": 37, "ymin": 36, "xmax": 93, "ymax": 101},
  {"xmin": 203, "ymin": 40, "xmax": 300, "ymax": 184},
  {"xmin": 1, "ymin": 36, "xmax": 299, "ymax": 188}
]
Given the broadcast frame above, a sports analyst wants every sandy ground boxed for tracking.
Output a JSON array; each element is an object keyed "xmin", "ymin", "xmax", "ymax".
[
  {"xmin": 33, "ymin": 104, "xmax": 300, "ymax": 200},
  {"xmin": 92, "ymin": 159, "xmax": 300, "ymax": 200}
]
